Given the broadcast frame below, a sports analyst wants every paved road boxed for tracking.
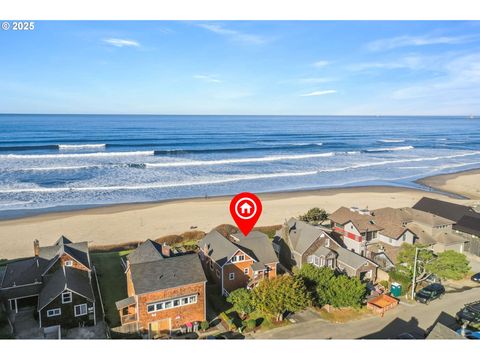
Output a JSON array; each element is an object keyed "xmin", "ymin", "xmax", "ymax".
[{"xmin": 250, "ymin": 286, "xmax": 480, "ymax": 339}]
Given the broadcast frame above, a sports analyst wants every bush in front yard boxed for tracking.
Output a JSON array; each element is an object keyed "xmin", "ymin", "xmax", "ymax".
[
  {"xmin": 226, "ymin": 288, "xmax": 255, "ymax": 317},
  {"xmin": 242, "ymin": 319, "xmax": 257, "ymax": 331},
  {"xmin": 200, "ymin": 321, "xmax": 209, "ymax": 331},
  {"xmin": 252, "ymin": 275, "xmax": 311, "ymax": 321},
  {"xmin": 319, "ymin": 275, "xmax": 366, "ymax": 309}
]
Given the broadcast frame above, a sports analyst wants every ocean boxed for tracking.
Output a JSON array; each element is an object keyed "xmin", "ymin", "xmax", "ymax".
[{"xmin": 1, "ymin": 114, "xmax": 479, "ymax": 218}]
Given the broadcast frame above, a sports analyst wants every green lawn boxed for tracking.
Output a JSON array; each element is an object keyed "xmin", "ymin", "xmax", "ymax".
[{"xmin": 91, "ymin": 250, "xmax": 131, "ymax": 328}]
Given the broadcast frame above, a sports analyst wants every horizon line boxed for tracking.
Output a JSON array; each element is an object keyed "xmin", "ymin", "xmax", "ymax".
[{"xmin": 0, "ymin": 113, "xmax": 477, "ymax": 117}]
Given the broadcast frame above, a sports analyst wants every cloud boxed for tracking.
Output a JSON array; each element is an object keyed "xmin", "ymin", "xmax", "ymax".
[
  {"xmin": 298, "ymin": 77, "xmax": 333, "ymax": 84},
  {"xmin": 193, "ymin": 74, "xmax": 222, "ymax": 83},
  {"xmin": 367, "ymin": 34, "xmax": 478, "ymax": 51},
  {"xmin": 198, "ymin": 24, "xmax": 267, "ymax": 45},
  {"xmin": 312, "ymin": 60, "xmax": 330, "ymax": 68},
  {"xmin": 349, "ymin": 56, "xmax": 425, "ymax": 71},
  {"xmin": 300, "ymin": 90, "xmax": 337, "ymax": 97},
  {"xmin": 388, "ymin": 52, "xmax": 480, "ymax": 113},
  {"xmin": 102, "ymin": 38, "xmax": 141, "ymax": 48}
]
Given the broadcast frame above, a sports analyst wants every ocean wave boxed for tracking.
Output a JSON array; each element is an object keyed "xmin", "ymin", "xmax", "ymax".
[
  {"xmin": 0, "ymin": 150, "xmax": 155, "ymax": 159},
  {"xmin": 365, "ymin": 146, "xmax": 414, "ymax": 153},
  {"xmin": 2, "ymin": 151, "xmax": 480, "ymax": 194},
  {"xmin": 58, "ymin": 144, "xmax": 106, "ymax": 150},
  {"xmin": 144, "ymin": 152, "xmax": 335, "ymax": 168},
  {"xmin": 0, "ymin": 171, "xmax": 319, "ymax": 194},
  {"xmin": 11, "ymin": 165, "xmax": 100, "ymax": 172},
  {"xmin": 378, "ymin": 139, "xmax": 405, "ymax": 143}
]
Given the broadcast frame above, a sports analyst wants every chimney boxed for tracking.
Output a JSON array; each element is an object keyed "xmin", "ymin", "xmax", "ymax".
[
  {"xmin": 161, "ymin": 243, "xmax": 171, "ymax": 257},
  {"xmin": 34, "ymin": 239, "xmax": 40, "ymax": 257}
]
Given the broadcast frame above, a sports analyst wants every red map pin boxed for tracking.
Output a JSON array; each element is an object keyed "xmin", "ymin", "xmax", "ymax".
[{"xmin": 229, "ymin": 192, "xmax": 263, "ymax": 236}]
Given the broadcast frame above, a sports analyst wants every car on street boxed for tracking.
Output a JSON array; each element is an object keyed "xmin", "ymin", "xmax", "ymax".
[
  {"xmin": 456, "ymin": 301, "xmax": 480, "ymax": 326},
  {"xmin": 414, "ymin": 283, "xmax": 445, "ymax": 304},
  {"xmin": 456, "ymin": 328, "xmax": 480, "ymax": 339},
  {"xmin": 471, "ymin": 272, "xmax": 480, "ymax": 283}
]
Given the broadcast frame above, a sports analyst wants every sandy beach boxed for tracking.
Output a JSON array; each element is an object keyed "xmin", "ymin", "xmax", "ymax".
[
  {"xmin": 417, "ymin": 168, "xmax": 480, "ymax": 200},
  {"xmin": 1, "ymin": 169, "xmax": 480, "ymax": 260}
]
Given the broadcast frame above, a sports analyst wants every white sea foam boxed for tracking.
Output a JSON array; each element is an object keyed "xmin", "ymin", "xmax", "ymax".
[
  {"xmin": 13, "ymin": 165, "xmax": 99, "ymax": 172},
  {"xmin": 58, "ymin": 144, "xmax": 106, "ymax": 150},
  {"xmin": 378, "ymin": 139, "xmax": 405, "ymax": 143},
  {"xmin": 366, "ymin": 146, "xmax": 414, "ymax": 152},
  {"xmin": 0, "ymin": 150, "xmax": 154, "ymax": 159},
  {"xmin": 2, "ymin": 151, "xmax": 480, "ymax": 195},
  {"xmin": 0, "ymin": 171, "xmax": 318, "ymax": 194},
  {"xmin": 144, "ymin": 152, "xmax": 335, "ymax": 168}
]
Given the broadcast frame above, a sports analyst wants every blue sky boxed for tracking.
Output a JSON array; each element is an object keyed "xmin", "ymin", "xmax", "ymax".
[{"xmin": 1, "ymin": 21, "xmax": 479, "ymax": 115}]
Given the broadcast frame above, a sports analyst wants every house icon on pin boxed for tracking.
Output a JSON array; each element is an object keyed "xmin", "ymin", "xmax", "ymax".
[{"xmin": 240, "ymin": 202, "xmax": 253, "ymax": 215}]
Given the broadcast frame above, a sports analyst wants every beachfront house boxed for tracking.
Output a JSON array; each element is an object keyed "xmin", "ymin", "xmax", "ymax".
[
  {"xmin": 276, "ymin": 218, "xmax": 378, "ymax": 282},
  {"xmin": 412, "ymin": 197, "xmax": 480, "ymax": 256},
  {"xmin": 115, "ymin": 240, "xmax": 207, "ymax": 338},
  {"xmin": 0, "ymin": 236, "xmax": 96, "ymax": 330},
  {"xmin": 329, "ymin": 207, "xmax": 417, "ymax": 256},
  {"xmin": 198, "ymin": 230, "xmax": 279, "ymax": 297}
]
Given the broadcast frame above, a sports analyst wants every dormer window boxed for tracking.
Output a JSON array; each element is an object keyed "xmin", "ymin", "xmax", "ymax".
[
  {"xmin": 231, "ymin": 254, "xmax": 245, "ymax": 263},
  {"xmin": 65, "ymin": 260, "xmax": 73, "ymax": 267},
  {"xmin": 62, "ymin": 291, "xmax": 72, "ymax": 304}
]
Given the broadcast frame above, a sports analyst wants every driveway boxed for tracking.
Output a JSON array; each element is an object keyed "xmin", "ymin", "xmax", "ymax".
[{"xmin": 249, "ymin": 286, "xmax": 480, "ymax": 339}]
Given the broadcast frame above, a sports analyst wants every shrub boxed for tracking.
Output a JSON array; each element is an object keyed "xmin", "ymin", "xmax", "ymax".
[
  {"xmin": 180, "ymin": 230, "xmax": 206, "ymax": 241},
  {"xmin": 214, "ymin": 224, "xmax": 239, "ymax": 237},
  {"xmin": 295, "ymin": 264, "xmax": 335, "ymax": 306},
  {"xmin": 252, "ymin": 275, "xmax": 311, "ymax": 321},
  {"xmin": 155, "ymin": 234, "xmax": 183, "ymax": 246},
  {"xmin": 254, "ymin": 225, "xmax": 282, "ymax": 238},
  {"xmin": 200, "ymin": 321, "xmax": 209, "ymax": 331},
  {"xmin": 242, "ymin": 319, "xmax": 257, "ymax": 331},
  {"xmin": 319, "ymin": 275, "xmax": 366, "ymax": 309},
  {"xmin": 227, "ymin": 288, "xmax": 255, "ymax": 317},
  {"xmin": 379, "ymin": 280, "xmax": 389, "ymax": 289},
  {"xmin": 298, "ymin": 208, "xmax": 328, "ymax": 224}
]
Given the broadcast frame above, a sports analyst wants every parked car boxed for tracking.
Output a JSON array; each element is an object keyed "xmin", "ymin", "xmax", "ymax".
[
  {"xmin": 456, "ymin": 328, "xmax": 480, "ymax": 339},
  {"xmin": 471, "ymin": 272, "xmax": 480, "ymax": 283},
  {"xmin": 414, "ymin": 283, "xmax": 445, "ymax": 304},
  {"xmin": 456, "ymin": 301, "xmax": 480, "ymax": 326}
]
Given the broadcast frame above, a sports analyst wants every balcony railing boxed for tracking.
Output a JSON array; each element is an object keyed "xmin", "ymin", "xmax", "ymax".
[{"xmin": 121, "ymin": 313, "xmax": 137, "ymax": 324}]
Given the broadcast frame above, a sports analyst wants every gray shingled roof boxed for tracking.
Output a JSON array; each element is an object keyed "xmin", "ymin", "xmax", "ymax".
[
  {"xmin": 285, "ymin": 218, "xmax": 326, "ymax": 255},
  {"xmin": 251, "ymin": 262, "xmax": 266, "ymax": 271},
  {"xmin": 335, "ymin": 246, "xmax": 374, "ymax": 270},
  {"xmin": 127, "ymin": 240, "xmax": 165, "ymax": 265},
  {"xmin": 413, "ymin": 197, "xmax": 479, "ymax": 223},
  {"xmin": 1, "ymin": 257, "xmax": 49, "ymax": 288},
  {"xmin": 230, "ymin": 231, "xmax": 278, "ymax": 265},
  {"xmin": 426, "ymin": 322, "xmax": 462, "ymax": 339},
  {"xmin": 38, "ymin": 267, "xmax": 94, "ymax": 310},
  {"xmin": 329, "ymin": 207, "xmax": 383, "ymax": 232},
  {"xmin": 313, "ymin": 246, "xmax": 335, "ymax": 258},
  {"xmin": 129, "ymin": 253, "xmax": 206, "ymax": 295},
  {"xmin": 39, "ymin": 238, "xmax": 91, "ymax": 270},
  {"xmin": 198, "ymin": 230, "xmax": 238, "ymax": 266},
  {"xmin": 115, "ymin": 296, "xmax": 136, "ymax": 310},
  {"xmin": 454, "ymin": 215, "xmax": 480, "ymax": 237}
]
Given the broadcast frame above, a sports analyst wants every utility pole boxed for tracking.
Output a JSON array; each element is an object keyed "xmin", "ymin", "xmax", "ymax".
[{"xmin": 411, "ymin": 247, "xmax": 419, "ymax": 300}]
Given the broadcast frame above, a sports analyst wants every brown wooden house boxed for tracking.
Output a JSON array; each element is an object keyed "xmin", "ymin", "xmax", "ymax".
[
  {"xmin": 276, "ymin": 218, "xmax": 378, "ymax": 282},
  {"xmin": 115, "ymin": 240, "xmax": 207, "ymax": 337},
  {"xmin": 0, "ymin": 236, "xmax": 96, "ymax": 330},
  {"xmin": 198, "ymin": 230, "xmax": 279, "ymax": 296}
]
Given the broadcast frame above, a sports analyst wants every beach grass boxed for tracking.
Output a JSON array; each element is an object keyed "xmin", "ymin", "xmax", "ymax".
[{"xmin": 91, "ymin": 250, "xmax": 131, "ymax": 328}]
